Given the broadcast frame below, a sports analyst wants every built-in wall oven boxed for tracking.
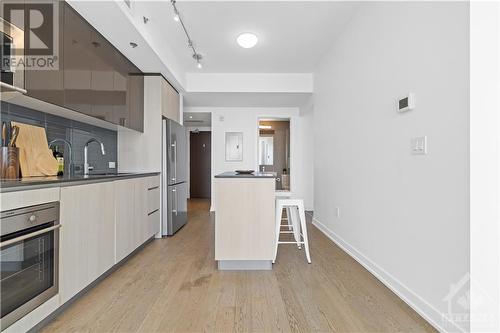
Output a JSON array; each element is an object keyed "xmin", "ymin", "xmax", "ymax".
[
  {"xmin": 1, "ymin": 17, "xmax": 26, "ymax": 94},
  {"xmin": 0, "ymin": 202, "xmax": 60, "ymax": 330}
]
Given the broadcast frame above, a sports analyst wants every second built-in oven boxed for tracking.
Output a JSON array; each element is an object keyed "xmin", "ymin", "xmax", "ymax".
[{"xmin": 0, "ymin": 202, "xmax": 60, "ymax": 330}]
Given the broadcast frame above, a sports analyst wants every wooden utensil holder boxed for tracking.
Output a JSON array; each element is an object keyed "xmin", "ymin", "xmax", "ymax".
[{"xmin": 0, "ymin": 147, "xmax": 20, "ymax": 179}]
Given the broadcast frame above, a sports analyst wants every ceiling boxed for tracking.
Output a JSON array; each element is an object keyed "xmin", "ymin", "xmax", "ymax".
[
  {"xmin": 183, "ymin": 112, "xmax": 212, "ymax": 127},
  {"xmin": 133, "ymin": 1, "xmax": 359, "ymax": 73}
]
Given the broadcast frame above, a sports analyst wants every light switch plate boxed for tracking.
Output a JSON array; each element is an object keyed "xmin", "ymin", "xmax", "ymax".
[
  {"xmin": 411, "ymin": 136, "xmax": 427, "ymax": 155},
  {"xmin": 108, "ymin": 161, "xmax": 116, "ymax": 169}
]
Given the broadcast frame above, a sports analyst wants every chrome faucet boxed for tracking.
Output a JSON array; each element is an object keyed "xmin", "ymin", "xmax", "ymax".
[
  {"xmin": 84, "ymin": 138, "xmax": 106, "ymax": 175},
  {"xmin": 48, "ymin": 138, "xmax": 73, "ymax": 175}
]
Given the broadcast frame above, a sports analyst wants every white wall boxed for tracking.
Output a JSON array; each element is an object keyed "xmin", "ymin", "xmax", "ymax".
[
  {"xmin": 313, "ymin": 2, "xmax": 469, "ymax": 332},
  {"xmin": 470, "ymin": 2, "xmax": 500, "ymax": 332},
  {"xmin": 186, "ymin": 73, "xmax": 313, "ymax": 93},
  {"xmin": 185, "ymin": 107, "xmax": 314, "ymax": 211}
]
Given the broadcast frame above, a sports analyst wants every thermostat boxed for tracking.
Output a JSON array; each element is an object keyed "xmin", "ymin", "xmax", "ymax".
[{"xmin": 398, "ymin": 93, "xmax": 415, "ymax": 112}]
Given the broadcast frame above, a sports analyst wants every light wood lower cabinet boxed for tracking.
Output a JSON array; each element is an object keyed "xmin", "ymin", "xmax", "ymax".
[
  {"xmin": 115, "ymin": 176, "xmax": 160, "ymax": 263},
  {"xmin": 59, "ymin": 176, "xmax": 160, "ymax": 305},
  {"xmin": 115, "ymin": 179, "xmax": 136, "ymax": 263},
  {"xmin": 59, "ymin": 182, "xmax": 115, "ymax": 304}
]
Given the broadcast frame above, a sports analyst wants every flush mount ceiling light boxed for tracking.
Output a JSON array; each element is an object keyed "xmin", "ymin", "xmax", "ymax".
[
  {"xmin": 237, "ymin": 33, "xmax": 258, "ymax": 48},
  {"xmin": 170, "ymin": 0, "xmax": 203, "ymax": 69}
]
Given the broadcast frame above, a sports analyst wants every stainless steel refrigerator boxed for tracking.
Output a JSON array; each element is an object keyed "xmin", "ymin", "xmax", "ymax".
[{"xmin": 162, "ymin": 118, "xmax": 188, "ymax": 236}]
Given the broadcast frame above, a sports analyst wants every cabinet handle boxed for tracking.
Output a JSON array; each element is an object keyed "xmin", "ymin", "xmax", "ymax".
[{"xmin": 148, "ymin": 209, "xmax": 159, "ymax": 216}]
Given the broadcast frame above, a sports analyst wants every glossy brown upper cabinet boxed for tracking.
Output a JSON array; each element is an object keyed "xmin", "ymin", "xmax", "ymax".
[
  {"xmin": 10, "ymin": 1, "xmax": 144, "ymax": 132},
  {"xmin": 24, "ymin": 2, "xmax": 65, "ymax": 106}
]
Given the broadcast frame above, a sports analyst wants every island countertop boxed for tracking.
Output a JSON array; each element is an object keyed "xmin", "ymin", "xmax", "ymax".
[{"xmin": 215, "ymin": 171, "xmax": 276, "ymax": 178}]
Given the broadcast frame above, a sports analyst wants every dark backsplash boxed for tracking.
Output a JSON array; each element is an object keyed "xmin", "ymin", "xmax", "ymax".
[{"xmin": 0, "ymin": 101, "xmax": 118, "ymax": 175}]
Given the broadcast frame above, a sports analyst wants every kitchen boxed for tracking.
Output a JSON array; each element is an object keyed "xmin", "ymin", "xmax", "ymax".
[{"xmin": 0, "ymin": 1, "xmax": 479, "ymax": 332}]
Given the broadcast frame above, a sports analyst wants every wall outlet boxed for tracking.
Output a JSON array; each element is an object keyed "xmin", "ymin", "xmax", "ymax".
[
  {"xmin": 108, "ymin": 161, "xmax": 116, "ymax": 169},
  {"xmin": 411, "ymin": 136, "xmax": 427, "ymax": 155},
  {"xmin": 336, "ymin": 207, "xmax": 341, "ymax": 218}
]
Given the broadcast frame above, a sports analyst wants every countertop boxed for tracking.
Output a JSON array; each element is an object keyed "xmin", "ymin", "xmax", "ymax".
[
  {"xmin": 215, "ymin": 171, "xmax": 276, "ymax": 178},
  {"xmin": 0, "ymin": 172, "xmax": 160, "ymax": 193}
]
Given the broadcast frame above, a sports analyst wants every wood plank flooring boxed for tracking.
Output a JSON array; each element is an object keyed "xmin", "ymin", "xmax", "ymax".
[{"xmin": 42, "ymin": 199, "xmax": 435, "ymax": 333}]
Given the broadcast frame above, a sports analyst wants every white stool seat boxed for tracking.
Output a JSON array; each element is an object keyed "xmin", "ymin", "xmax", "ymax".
[{"xmin": 273, "ymin": 198, "xmax": 311, "ymax": 264}]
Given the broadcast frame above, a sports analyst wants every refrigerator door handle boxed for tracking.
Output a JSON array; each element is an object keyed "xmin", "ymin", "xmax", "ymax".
[
  {"xmin": 175, "ymin": 188, "xmax": 178, "ymax": 215},
  {"xmin": 172, "ymin": 187, "xmax": 177, "ymax": 215},
  {"xmin": 171, "ymin": 141, "xmax": 177, "ymax": 182}
]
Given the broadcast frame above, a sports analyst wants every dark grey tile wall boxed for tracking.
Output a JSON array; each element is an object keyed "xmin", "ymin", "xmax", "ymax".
[{"xmin": 0, "ymin": 101, "xmax": 118, "ymax": 175}]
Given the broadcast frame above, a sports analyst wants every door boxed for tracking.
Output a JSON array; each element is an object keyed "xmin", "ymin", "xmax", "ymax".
[
  {"xmin": 59, "ymin": 182, "xmax": 115, "ymax": 304},
  {"xmin": 190, "ymin": 131, "xmax": 211, "ymax": 198},
  {"xmin": 167, "ymin": 120, "xmax": 187, "ymax": 185},
  {"xmin": 167, "ymin": 182, "xmax": 187, "ymax": 235},
  {"xmin": 63, "ymin": 4, "xmax": 92, "ymax": 114},
  {"xmin": 115, "ymin": 179, "xmax": 133, "ymax": 262}
]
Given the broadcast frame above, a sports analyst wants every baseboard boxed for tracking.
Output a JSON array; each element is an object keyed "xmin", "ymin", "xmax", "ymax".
[{"xmin": 310, "ymin": 215, "xmax": 464, "ymax": 333}]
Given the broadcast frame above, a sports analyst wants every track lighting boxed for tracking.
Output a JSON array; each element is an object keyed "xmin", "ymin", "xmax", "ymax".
[
  {"xmin": 193, "ymin": 53, "xmax": 203, "ymax": 69},
  {"xmin": 171, "ymin": 0, "xmax": 203, "ymax": 69}
]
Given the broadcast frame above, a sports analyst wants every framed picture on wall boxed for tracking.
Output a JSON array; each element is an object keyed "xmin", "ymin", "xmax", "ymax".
[{"xmin": 225, "ymin": 132, "xmax": 243, "ymax": 161}]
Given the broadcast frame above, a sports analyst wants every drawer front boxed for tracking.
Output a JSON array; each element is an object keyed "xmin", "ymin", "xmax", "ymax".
[
  {"xmin": 147, "ymin": 186, "xmax": 160, "ymax": 214},
  {"xmin": 1, "ymin": 187, "xmax": 60, "ymax": 211},
  {"xmin": 147, "ymin": 175, "xmax": 160, "ymax": 190},
  {"xmin": 147, "ymin": 209, "xmax": 160, "ymax": 237}
]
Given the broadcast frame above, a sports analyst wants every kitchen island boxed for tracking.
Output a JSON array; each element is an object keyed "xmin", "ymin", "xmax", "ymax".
[{"xmin": 214, "ymin": 172, "xmax": 276, "ymax": 270}]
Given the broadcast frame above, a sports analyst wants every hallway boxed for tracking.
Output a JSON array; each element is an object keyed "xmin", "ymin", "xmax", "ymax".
[{"xmin": 42, "ymin": 199, "xmax": 434, "ymax": 332}]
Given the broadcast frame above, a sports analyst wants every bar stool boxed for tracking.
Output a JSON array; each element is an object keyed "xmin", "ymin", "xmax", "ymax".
[
  {"xmin": 273, "ymin": 198, "xmax": 311, "ymax": 264},
  {"xmin": 275, "ymin": 191, "xmax": 293, "ymax": 231}
]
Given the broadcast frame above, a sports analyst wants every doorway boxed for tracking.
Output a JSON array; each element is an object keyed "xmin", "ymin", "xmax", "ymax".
[
  {"xmin": 258, "ymin": 119, "xmax": 291, "ymax": 191},
  {"xmin": 189, "ymin": 131, "xmax": 211, "ymax": 198}
]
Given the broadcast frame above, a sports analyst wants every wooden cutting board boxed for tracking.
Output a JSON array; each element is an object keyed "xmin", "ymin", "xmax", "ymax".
[{"xmin": 11, "ymin": 122, "xmax": 58, "ymax": 177}]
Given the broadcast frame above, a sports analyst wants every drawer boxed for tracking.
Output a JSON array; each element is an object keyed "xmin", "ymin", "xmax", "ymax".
[
  {"xmin": 146, "ymin": 175, "xmax": 160, "ymax": 190},
  {"xmin": 1, "ymin": 187, "xmax": 60, "ymax": 211},
  {"xmin": 147, "ymin": 208, "xmax": 160, "ymax": 236},
  {"xmin": 147, "ymin": 186, "xmax": 160, "ymax": 213}
]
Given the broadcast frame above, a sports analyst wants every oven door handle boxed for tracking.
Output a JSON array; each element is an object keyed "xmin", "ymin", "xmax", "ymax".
[
  {"xmin": 0, "ymin": 82, "xmax": 27, "ymax": 94},
  {"xmin": 0, "ymin": 224, "xmax": 61, "ymax": 248}
]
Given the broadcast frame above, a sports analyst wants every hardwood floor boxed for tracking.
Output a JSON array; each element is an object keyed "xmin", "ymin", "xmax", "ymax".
[{"xmin": 42, "ymin": 199, "xmax": 435, "ymax": 333}]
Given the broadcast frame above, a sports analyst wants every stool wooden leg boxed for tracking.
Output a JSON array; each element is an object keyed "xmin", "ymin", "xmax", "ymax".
[
  {"xmin": 298, "ymin": 202, "xmax": 311, "ymax": 263},
  {"xmin": 273, "ymin": 203, "xmax": 283, "ymax": 264}
]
